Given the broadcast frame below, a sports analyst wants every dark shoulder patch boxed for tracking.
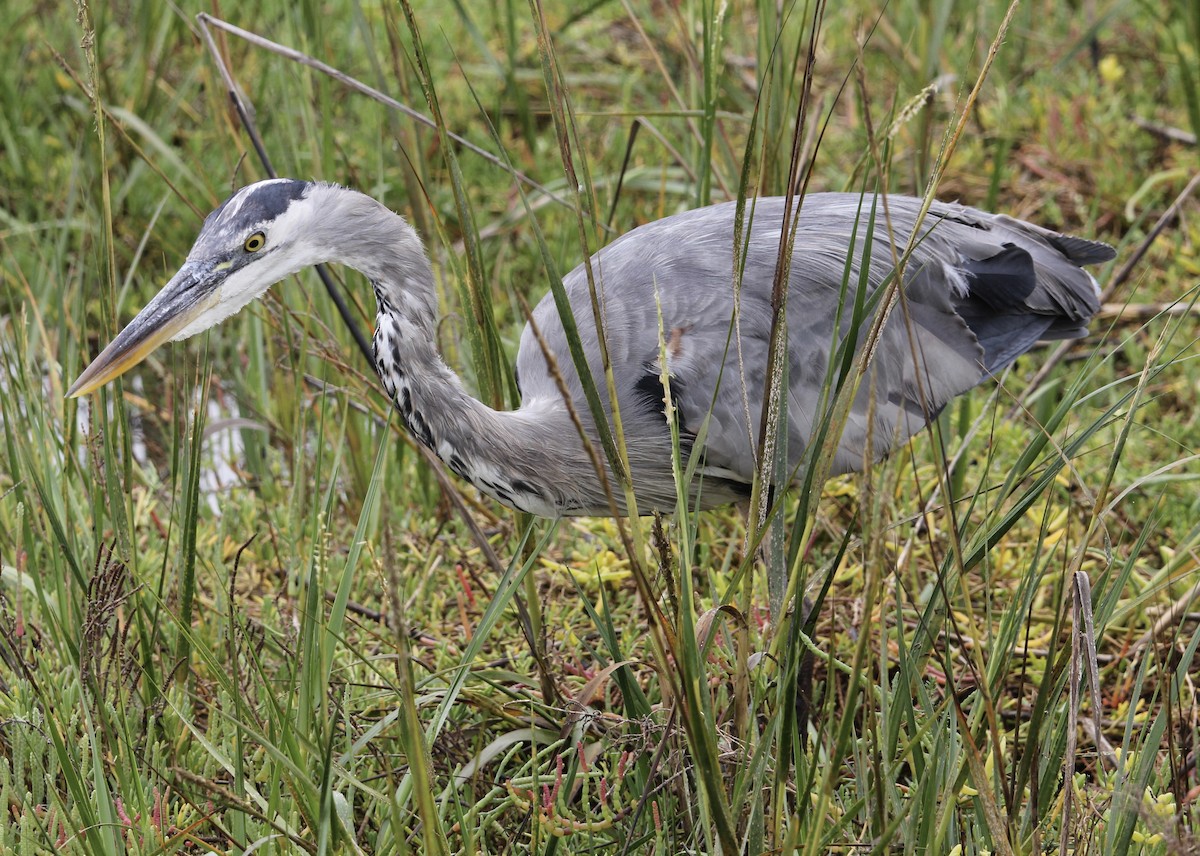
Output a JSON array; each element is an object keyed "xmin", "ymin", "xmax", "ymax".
[
  {"xmin": 632, "ymin": 368, "xmax": 689, "ymax": 437},
  {"xmin": 633, "ymin": 371, "xmax": 671, "ymax": 417}
]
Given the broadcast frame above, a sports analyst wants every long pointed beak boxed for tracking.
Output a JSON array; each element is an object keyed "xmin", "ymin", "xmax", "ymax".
[{"xmin": 67, "ymin": 262, "xmax": 222, "ymax": 398}]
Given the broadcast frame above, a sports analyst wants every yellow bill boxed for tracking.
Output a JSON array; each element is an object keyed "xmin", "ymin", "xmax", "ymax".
[{"xmin": 67, "ymin": 262, "xmax": 221, "ymax": 398}]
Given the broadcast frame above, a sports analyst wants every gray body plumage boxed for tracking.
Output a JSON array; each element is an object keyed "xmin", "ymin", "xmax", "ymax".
[
  {"xmin": 507, "ymin": 194, "xmax": 1110, "ymax": 513},
  {"xmin": 69, "ymin": 181, "xmax": 1115, "ymax": 518}
]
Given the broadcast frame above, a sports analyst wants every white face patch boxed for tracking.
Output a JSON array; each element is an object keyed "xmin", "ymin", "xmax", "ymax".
[
  {"xmin": 168, "ymin": 189, "xmax": 331, "ymax": 343},
  {"xmin": 169, "ymin": 263, "xmax": 280, "ymax": 341}
]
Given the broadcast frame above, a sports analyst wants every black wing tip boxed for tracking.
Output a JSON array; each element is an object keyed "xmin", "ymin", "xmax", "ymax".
[
  {"xmin": 1048, "ymin": 234, "xmax": 1117, "ymax": 266},
  {"xmin": 990, "ymin": 213, "xmax": 1116, "ymax": 266},
  {"xmin": 962, "ymin": 244, "xmax": 1039, "ymax": 310}
]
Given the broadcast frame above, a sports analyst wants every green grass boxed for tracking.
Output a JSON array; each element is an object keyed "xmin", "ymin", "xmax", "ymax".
[{"xmin": 2, "ymin": 0, "xmax": 1199, "ymax": 853}]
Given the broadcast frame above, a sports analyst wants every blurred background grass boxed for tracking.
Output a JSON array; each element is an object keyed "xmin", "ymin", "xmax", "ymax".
[{"xmin": 0, "ymin": 0, "xmax": 1198, "ymax": 852}]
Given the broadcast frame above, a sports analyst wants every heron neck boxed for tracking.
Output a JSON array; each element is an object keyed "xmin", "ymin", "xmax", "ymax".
[{"xmin": 331, "ymin": 200, "xmax": 586, "ymax": 516}]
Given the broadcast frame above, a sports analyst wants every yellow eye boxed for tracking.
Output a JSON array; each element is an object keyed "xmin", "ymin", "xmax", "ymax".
[{"xmin": 243, "ymin": 232, "xmax": 266, "ymax": 252}]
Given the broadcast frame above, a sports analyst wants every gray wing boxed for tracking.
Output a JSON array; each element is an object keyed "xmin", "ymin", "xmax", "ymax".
[{"xmin": 515, "ymin": 193, "xmax": 1113, "ymax": 511}]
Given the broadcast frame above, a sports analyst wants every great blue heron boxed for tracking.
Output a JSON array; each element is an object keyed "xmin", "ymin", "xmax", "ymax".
[{"xmin": 67, "ymin": 180, "xmax": 1114, "ymax": 515}]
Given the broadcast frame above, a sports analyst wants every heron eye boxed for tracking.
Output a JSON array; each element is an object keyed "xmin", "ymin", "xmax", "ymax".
[{"xmin": 243, "ymin": 232, "xmax": 266, "ymax": 253}]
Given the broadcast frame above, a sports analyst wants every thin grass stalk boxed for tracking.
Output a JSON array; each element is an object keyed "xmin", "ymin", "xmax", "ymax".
[
  {"xmin": 588, "ymin": 583, "xmax": 656, "ymax": 718},
  {"xmin": 696, "ymin": 0, "xmax": 726, "ymax": 207},
  {"xmin": 615, "ymin": 0, "xmax": 708, "ymax": 178},
  {"xmin": 1160, "ymin": 0, "xmax": 1200, "ymax": 142},
  {"xmin": 316, "ymin": 713, "xmax": 338, "ymax": 855},
  {"xmin": 812, "ymin": 12, "xmax": 1021, "ymax": 811},
  {"xmin": 1053, "ymin": 318, "xmax": 1171, "ymax": 847},
  {"xmin": 393, "ymin": 524, "xmax": 546, "ymax": 803},
  {"xmin": 761, "ymin": 31, "xmax": 880, "ymax": 631},
  {"xmin": 77, "ymin": 0, "xmax": 117, "ymax": 349},
  {"xmin": 1105, "ymin": 653, "xmax": 1170, "ymax": 853},
  {"xmin": 855, "ymin": 0, "xmax": 1021, "ymax": 612},
  {"xmin": 520, "ymin": 8, "xmax": 697, "ymax": 782},
  {"xmin": 462, "ymin": 77, "xmax": 652, "ymax": 709},
  {"xmin": 242, "ymin": 299, "xmax": 271, "ymax": 490},
  {"xmin": 394, "ymin": 0, "xmax": 505, "ymax": 409},
  {"xmin": 772, "ymin": 195, "xmax": 878, "ymax": 841},
  {"xmin": 748, "ymin": 0, "xmax": 826, "ymax": 618},
  {"xmin": 174, "ymin": 354, "xmax": 210, "ymax": 684},
  {"xmin": 525, "ymin": 0, "xmax": 645, "ymax": 521},
  {"xmin": 653, "ymin": 290, "xmax": 741, "ymax": 851},
  {"xmin": 226, "ymin": 536, "xmax": 254, "ymax": 848},
  {"xmin": 388, "ymin": 546, "xmax": 452, "ymax": 855},
  {"xmin": 166, "ymin": 690, "xmax": 312, "ymax": 840},
  {"xmin": 956, "ymin": 370, "xmax": 1157, "ymax": 581},
  {"xmin": 320, "ymin": 402, "xmax": 387, "ymax": 684},
  {"xmin": 786, "ymin": 1, "xmax": 1017, "ymax": 824},
  {"xmin": 379, "ymin": 6, "xmax": 434, "ymax": 240},
  {"xmin": 967, "ymin": 348, "xmax": 1185, "ymax": 832},
  {"xmin": 953, "ymin": 693, "xmax": 1015, "ymax": 853},
  {"xmin": 298, "ymin": 387, "xmax": 342, "ymax": 746},
  {"xmin": 845, "ymin": 2, "xmax": 1022, "ymax": 642},
  {"xmin": 75, "ymin": 0, "xmax": 136, "ymax": 566},
  {"xmin": 907, "ymin": 368, "xmax": 1130, "ymax": 684},
  {"xmin": 802, "ymin": 520, "xmax": 882, "ymax": 848},
  {"xmin": 41, "ymin": 697, "xmax": 113, "ymax": 853},
  {"xmin": 3, "ymin": 325, "xmax": 87, "ymax": 605},
  {"xmin": 713, "ymin": 77, "xmax": 770, "ymax": 841}
]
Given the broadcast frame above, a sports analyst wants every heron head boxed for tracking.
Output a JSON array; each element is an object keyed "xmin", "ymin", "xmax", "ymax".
[{"xmin": 67, "ymin": 178, "xmax": 322, "ymax": 398}]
